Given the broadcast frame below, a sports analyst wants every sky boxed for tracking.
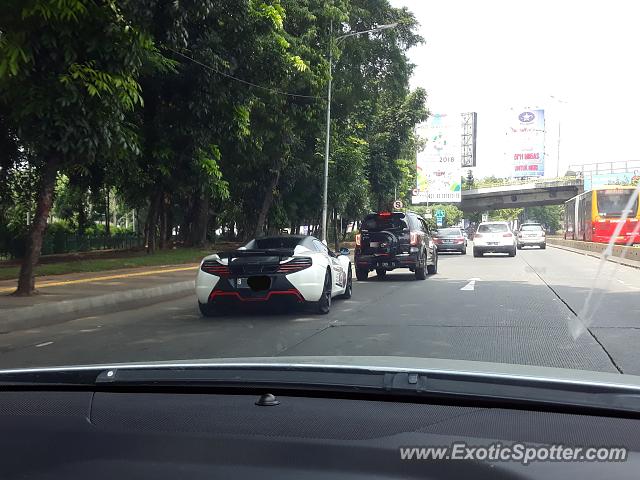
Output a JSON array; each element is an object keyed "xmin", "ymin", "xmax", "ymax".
[{"xmin": 389, "ymin": 0, "xmax": 640, "ymax": 178}]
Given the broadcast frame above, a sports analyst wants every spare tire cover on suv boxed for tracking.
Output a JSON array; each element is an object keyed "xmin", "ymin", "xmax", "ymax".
[{"xmin": 360, "ymin": 214, "xmax": 409, "ymax": 256}]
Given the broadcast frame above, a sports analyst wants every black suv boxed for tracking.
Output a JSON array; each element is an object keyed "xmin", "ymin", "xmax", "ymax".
[{"xmin": 354, "ymin": 211, "xmax": 438, "ymax": 281}]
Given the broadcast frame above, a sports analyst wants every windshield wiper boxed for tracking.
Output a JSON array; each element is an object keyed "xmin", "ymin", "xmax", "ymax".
[
  {"xmin": 2, "ymin": 364, "xmax": 640, "ymax": 417},
  {"xmin": 91, "ymin": 366, "xmax": 640, "ymax": 417}
]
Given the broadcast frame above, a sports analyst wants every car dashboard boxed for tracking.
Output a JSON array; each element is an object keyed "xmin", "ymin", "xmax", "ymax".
[{"xmin": 1, "ymin": 388, "xmax": 639, "ymax": 479}]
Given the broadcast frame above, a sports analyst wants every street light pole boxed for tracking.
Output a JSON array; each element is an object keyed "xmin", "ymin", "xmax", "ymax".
[
  {"xmin": 320, "ymin": 22, "xmax": 398, "ymax": 243},
  {"xmin": 321, "ymin": 23, "xmax": 333, "ymax": 244},
  {"xmin": 550, "ymin": 95, "xmax": 567, "ymax": 178},
  {"xmin": 557, "ymin": 120, "xmax": 561, "ymax": 178}
]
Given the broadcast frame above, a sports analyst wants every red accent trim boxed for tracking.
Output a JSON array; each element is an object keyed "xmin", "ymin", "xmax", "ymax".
[{"xmin": 209, "ymin": 288, "xmax": 304, "ymax": 303}]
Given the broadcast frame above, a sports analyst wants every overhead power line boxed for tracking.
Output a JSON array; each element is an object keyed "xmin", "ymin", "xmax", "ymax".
[{"xmin": 164, "ymin": 46, "xmax": 322, "ymax": 100}]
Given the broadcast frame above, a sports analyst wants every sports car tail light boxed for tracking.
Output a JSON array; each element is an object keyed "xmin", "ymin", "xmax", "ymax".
[
  {"xmin": 277, "ymin": 257, "xmax": 312, "ymax": 273},
  {"xmin": 201, "ymin": 260, "xmax": 231, "ymax": 277},
  {"xmin": 410, "ymin": 232, "xmax": 419, "ymax": 246},
  {"xmin": 503, "ymin": 233, "xmax": 513, "ymax": 237},
  {"xmin": 355, "ymin": 234, "xmax": 361, "ymax": 246}
]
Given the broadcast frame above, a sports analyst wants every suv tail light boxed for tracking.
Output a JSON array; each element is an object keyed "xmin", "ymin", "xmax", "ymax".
[
  {"xmin": 201, "ymin": 260, "xmax": 231, "ymax": 277},
  {"xmin": 355, "ymin": 234, "xmax": 361, "ymax": 246},
  {"xmin": 503, "ymin": 233, "xmax": 513, "ymax": 237},
  {"xmin": 410, "ymin": 232, "xmax": 419, "ymax": 246}
]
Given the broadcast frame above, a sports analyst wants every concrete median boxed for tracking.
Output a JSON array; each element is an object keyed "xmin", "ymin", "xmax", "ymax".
[{"xmin": 547, "ymin": 237, "xmax": 640, "ymax": 269}]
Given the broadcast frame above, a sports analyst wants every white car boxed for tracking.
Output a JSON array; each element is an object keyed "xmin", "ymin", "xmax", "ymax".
[
  {"xmin": 517, "ymin": 223, "xmax": 546, "ymax": 249},
  {"xmin": 472, "ymin": 221, "xmax": 517, "ymax": 257},
  {"xmin": 196, "ymin": 235, "xmax": 352, "ymax": 316}
]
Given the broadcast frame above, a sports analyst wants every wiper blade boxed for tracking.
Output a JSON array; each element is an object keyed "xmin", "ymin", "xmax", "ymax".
[
  {"xmin": 93, "ymin": 365, "xmax": 640, "ymax": 417},
  {"xmin": 3, "ymin": 364, "xmax": 640, "ymax": 417}
]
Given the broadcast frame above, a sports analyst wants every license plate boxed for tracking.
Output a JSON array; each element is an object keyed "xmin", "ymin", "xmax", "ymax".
[
  {"xmin": 487, "ymin": 242, "xmax": 499, "ymax": 246},
  {"xmin": 370, "ymin": 242, "xmax": 379, "ymax": 247},
  {"xmin": 235, "ymin": 277, "xmax": 249, "ymax": 288},
  {"xmin": 380, "ymin": 262, "xmax": 393, "ymax": 267},
  {"xmin": 444, "ymin": 240, "xmax": 453, "ymax": 243}
]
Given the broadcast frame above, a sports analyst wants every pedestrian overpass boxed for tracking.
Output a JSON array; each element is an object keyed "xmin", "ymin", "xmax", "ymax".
[{"xmin": 460, "ymin": 178, "xmax": 584, "ymax": 212}]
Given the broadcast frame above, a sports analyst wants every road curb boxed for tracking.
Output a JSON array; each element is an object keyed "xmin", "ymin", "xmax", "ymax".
[
  {"xmin": 0, "ymin": 280, "xmax": 195, "ymax": 333},
  {"xmin": 547, "ymin": 243, "xmax": 640, "ymax": 270}
]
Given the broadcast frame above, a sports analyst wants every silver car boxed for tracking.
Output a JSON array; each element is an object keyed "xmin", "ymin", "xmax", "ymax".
[{"xmin": 517, "ymin": 223, "xmax": 546, "ymax": 249}]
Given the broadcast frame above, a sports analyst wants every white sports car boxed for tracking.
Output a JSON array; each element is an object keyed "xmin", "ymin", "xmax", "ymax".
[{"xmin": 196, "ymin": 235, "xmax": 353, "ymax": 316}]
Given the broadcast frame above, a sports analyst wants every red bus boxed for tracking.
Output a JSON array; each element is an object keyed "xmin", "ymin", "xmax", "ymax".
[{"xmin": 564, "ymin": 185, "xmax": 640, "ymax": 244}]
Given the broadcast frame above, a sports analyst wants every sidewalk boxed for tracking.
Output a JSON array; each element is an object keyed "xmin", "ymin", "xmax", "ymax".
[{"xmin": 0, "ymin": 263, "xmax": 199, "ymax": 332}]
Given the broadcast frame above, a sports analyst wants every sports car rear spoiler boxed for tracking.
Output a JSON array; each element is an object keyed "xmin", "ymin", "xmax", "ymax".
[{"xmin": 216, "ymin": 248, "xmax": 296, "ymax": 261}]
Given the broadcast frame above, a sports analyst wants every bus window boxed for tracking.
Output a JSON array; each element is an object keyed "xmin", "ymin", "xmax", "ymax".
[{"xmin": 596, "ymin": 190, "xmax": 639, "ymax": 217}]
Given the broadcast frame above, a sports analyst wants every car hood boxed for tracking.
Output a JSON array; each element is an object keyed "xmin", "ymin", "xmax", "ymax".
[{"xmin": 1, "ymin": 356, "xmax": 638, "ymax": 391}]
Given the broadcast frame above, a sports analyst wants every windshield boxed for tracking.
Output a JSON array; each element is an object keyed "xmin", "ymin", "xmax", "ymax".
[
  {"xmin": 477, "ymin": 224, "xmax": 508, "ymax": 233},
  {"xmin": 246, "ymin": 237, "xmax": 302, "ymax": 250},
  {"xmin": 597, "ymin": 190, "xmax": 639, "ymax": 217},
  {"xmin": 436, "ymin": 228, "xmax": 462, "ymax": 237},
  {"xmin": 2, "ymin": 0, "xmax": 640, "ymax": 404},
  {"xmin": 362, "ymin": 215, "xmax": 408, "ymax": 232}
]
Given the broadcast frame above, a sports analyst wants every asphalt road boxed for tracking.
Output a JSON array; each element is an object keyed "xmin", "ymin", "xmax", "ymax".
[{"xmin": 1, "ymin": 245, "xmax": 639, "ymax": 374}]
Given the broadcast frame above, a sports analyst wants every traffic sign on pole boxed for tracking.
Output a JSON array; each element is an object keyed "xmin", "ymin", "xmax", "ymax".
[{"xmin": 393, "ymin": 200, "xmax": 403, "ymax": 210}]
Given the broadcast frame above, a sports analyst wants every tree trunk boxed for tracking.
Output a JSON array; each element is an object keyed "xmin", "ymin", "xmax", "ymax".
[
  {"xmin": 188, "ymin": 186, "xmax": 209, "ymax": 247},
  {"xmin": 166, "ymin": 215, "xmax": 173, "ymax": 245},
  {"xmin": 333, "ymin": 208, "xmax": 339, "ymax": 252},
  {"xmin": 196, "ymin": 193, "xmax": 209, "ymax": 246},
  {"xmin": 146, "ymin": 191, "xmax": 161, "ymax": 254},
  {"xmin": 159, "ymin": 192, "xmax": 167, "ymax": 250},
  {"xmin": 77, "ymin": 202, "xmax": 87, "ymax": 235},
  {"xmin": 105, "ymin": 189, "xmax": 110, "ymax": 236},
  {"xmin": 15, "ymin": 159, "xmax": 59, "ymax": 295},
  {"xmin": 255, "ymin": 170, "xmax": 280, "ymax": 238}
]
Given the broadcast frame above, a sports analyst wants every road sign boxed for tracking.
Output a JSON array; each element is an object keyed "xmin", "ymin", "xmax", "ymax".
[
  {"xmin": 436, "ymin": 217, "xmax": 443, "ymax": 227},
  {"xmin": 435, "ymin": 209, "xmax": 445, "ymax": 219},
  {"xmin": 482, "ymin": 213, "xmax": 489, "ymax": 222},
  {"xmin": 393, "ymin": 200, "xmax": 403, "ymax": 210},
  {"xmin": 424, "ymin": 208, "xmax": 432, "ymax": 215}
]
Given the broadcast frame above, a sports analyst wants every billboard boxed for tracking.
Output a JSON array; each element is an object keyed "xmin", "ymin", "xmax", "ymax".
[
  {"xmin": 507, "ymin": 109, "xmax": 545, "ymax": 178},
  {"xmin": 413, "ymin": 114, "xmax": 462, "ymax": 204}
]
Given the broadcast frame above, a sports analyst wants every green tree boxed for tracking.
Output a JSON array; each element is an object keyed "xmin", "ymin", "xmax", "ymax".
[
  {"xmin": 0, "ymin": 0, "xmax": 155, "ymax": 294},
  {"xmin": 490, "ymin": 208, "xmax": 523, "ymax": 221},
  {"xmin": 463, "ymin": 169, "xmax": 475, "ymax": 190},
  {"xmin": 523, "ymin": 205, "xmax": 563, "ymax": 232}
]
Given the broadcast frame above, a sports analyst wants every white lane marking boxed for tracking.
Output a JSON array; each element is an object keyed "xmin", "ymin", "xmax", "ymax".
[
  {"xmin": 616, "ymin": 279, "xmax": 640, "ymax": 290},
  {"xmin": 461, "ymin": 277, "xmax": 481, "ymax": 291},
  {"xmin": 35, "ymin": 341, "xmax": 53, "ymax": 348}
]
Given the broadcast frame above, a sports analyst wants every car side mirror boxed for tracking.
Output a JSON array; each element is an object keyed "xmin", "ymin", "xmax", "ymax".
[{"xmin": 339, "ymin": 247, "xmax": 350, "ymax": 256}]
